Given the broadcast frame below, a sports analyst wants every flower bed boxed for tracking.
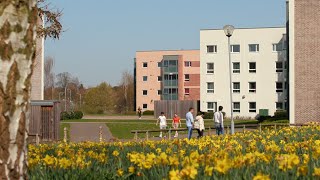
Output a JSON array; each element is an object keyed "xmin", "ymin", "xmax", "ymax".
[{"xmin": 28, "ymin": 125, "xmax": 320, "ymax": 179}]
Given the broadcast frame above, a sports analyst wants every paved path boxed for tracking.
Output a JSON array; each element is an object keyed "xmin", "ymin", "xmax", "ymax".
[
  {"xmin": 70, "ymin": 123, "xmax": 113, "ymax": 142},
  {"xmin": 83, "ymin": 115, "xmax": 154, "ymax": 120}
]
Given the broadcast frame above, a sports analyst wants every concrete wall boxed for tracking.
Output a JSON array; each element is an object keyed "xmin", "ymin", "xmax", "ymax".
[
  {"xmin": 289, "ymin": 0, "xmax": 320, "ymax": 123},
  {"xmin": 200, "ymin": 27, "xmax": 287, "ymax": 118},
  {"xmin": 135, "ymin": 50, "xmax": 200, "ymax": 111}
]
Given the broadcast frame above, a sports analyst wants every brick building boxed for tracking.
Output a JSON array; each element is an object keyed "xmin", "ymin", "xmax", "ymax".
[
  {"xmin": 288, "ymin": 0, "xmax": 320, "ymax": 123},
  {"xmin": 135, "ymin": 50, "xmax": 200, "ymax": 111}
]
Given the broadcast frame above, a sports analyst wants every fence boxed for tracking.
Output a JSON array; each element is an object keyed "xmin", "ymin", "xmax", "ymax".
[
  {"xmin": 28, "ymin": 100, "xmax": 61, "ymax": 144},
  {"xmin": 130, "ymin": 123, "xmax": 312, "ymax": 141},
  {"xmin": 154, "ymin": 100, "xmax": 198, "ymax": 118}
]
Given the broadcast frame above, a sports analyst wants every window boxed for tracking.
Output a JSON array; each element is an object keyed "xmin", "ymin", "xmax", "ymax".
[
  {"xmin": 249, "ymin": 82, "xmax": 256, "ymax": 93},
  {"xmin": 207, "ymin": 82, "xmax": 214, "ymax": 93},
  {"xmin": 233, "ymin": 102, "xmax": 240, "ymax": 113},
  {"xmin": 249, "ymin": 44, "xmax": 259, "ymax": 52},
  {"xmin": 276, "ymin": 102, "xmax": 284, "ymax": 110},
  {"xmin": 142, "ymin": 90, "xmax": 148, "ymax": 96},
  {"xmin": 276, "ymin": 62, "xmax": 284, "ymax": 72},
  {"xmin": 185, "ymin": 61, "xmax": 192, "ymax": 67},
  {"xmin": 143, "ymin": 104, "xmax": 148, "ymax": 109},
  {"xmin": 158, "ymin": 90, "xmax": 162, "ymax": 95},
  {"xmin": 143, "ymin": 62, "xmax": 148, "ymax": 68},
  {"xmin": 249, "ymin": 62, "xmax": 256, "ymax": 73},
  {"xmin": 207, "ymin": 45, "xmax": 217, "ymax": 53},
  {"xmin": 164, "ymin": 88, "xmax": 178, "ymax": 94},
  {"xmin": 164, "ymin": 74, "xmax": 178, "ymax": 80},
  {"xmin": 276, "ymin": 82, "xmax": 284, "ymax": 93},
  {"xmin": 207, "ymin": 102, "xmax": 216, "ymax": 113},
  {"xmin": 249, "ymin": 102, "xmax": 256, "ymax": 113},
  {"xmin": 157, "ymin": 62, "xmax": 162, "ymax": 67},
  {"xmin": 169, "ymin": 60, "xmax": 177, "ymax": 66},
  {"xmin": 185, "ymin": 74, "xmax": 190, "ymax": 81},
  {"xmin": 233, "ymin": 82, "xmax": 240, "ymax": 93},
  {"xmin": 158, "ymin": 76, "xmax": 162, "ymax": 82},
  {"xmin": 233, "ymin": 62, "xmax": 240, "ymax": 73},
  {"xmin": 143, "ymin": 76, "xmax": 148, "ymax": 82},
  {"xmin": 231, "ymin": 45, "xmax": 240, "ymax": 53},
  {"xmin": 273, "ymin": 43, "xmax": 282, "ymax": 52},
  {"xmin": 185, "ymin": 88, "xmax": 190, "ymax": 95},
  {"xmin": 207, "ymin": 63, "xmax": 214, "ymax": 74}
]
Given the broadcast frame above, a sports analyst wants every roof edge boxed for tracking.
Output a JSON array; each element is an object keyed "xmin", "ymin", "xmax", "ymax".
[{"xmin": 200, "ymin": 26, "xmax": 286, "ymax": 31}]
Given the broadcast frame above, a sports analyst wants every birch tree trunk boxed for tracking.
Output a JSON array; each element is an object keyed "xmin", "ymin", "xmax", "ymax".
[{"xmin": 0, "ymin": 0, "xmax": 37, "ymax": 179}]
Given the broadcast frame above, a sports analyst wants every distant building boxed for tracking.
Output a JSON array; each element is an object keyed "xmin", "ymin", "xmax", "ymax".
[
  {"xmin": 288, "ymin": 0, "xmax": 320, "ymax": 124},
  {"xmin": 30, "ymin": 18, "xmax": 44, "ymax": 100},
  {"xmin": 135, "ymin": 50, "xmax": 200, "ymax": 111},
  {"xmin": 200, "ymin": 27, "xmax": 287, "ymax": 118}
]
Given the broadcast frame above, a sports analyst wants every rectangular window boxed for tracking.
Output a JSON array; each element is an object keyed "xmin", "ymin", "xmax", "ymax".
[
  {"xmin": 207, "ymin": 102, "xmax": 216, "ymax": 113},
  {"xmin": 233, "ymin": 102, "xmax": 240, "ymax": 113},
  {"xmin": 185, "ymin": 74, "xmax": 190, "ymax": 81},
  {"xmin": 233, "ymin": 62, "xmax": 240, "ymax": 73},
  {"xmin": 169, "ymin": 60, "xmax": 177, "ymax": 66},
  {"xmin": 207, "ymin": 45, "xmax": 217, "ymax": 53},
  {"xmin": 276, "ymin": 102, "xmax": 284, "ymax": 110},
  {"xmin": 273, "ymin": 43, "xmax": 282, "ymax": 52},
  {"xmin": 185, "ymin": 61, "xmax": 192, "ymax": 67},
  {"xmin": 142, "ymin": 90, "xmax": 148, "ymax": 96},
  {"xmin": 185, "ymin": 88, "xmax": 190, "ymax": 95},
  {"xmin": 276, "ymin": 62, "xmax": 284, "ymax": 72},
  {"xmin": 143, "ymin": 76, "xmax": 148, "ymax": 82},
  {"xmin": 143, "ymin": 62, "xmax": 148, "ymax": 68},
  {"xmin": 164, "ymin": 74, "xmax": 178, "ymax": 80},
  {"xmin": 207, "ymin": 82, "xmax": 214, "ymax": 93},
  {"xmin": 231, "ymin": 45, "xmax": 240, "ymax": 53},
  {"xmin": 207, "ymin": 63, "xmax": 214, "ymax": 74},
  {"xmin": 249, "ymin": 102, "xmax": 256, "ymax": 113},
  {"xmin": 276, "ymin": 82, "xmax": 284, "ymax": 93},
  {"xmin": 249, "ymin": 62, "xmax": 256, "ymax": 73},
  {"xmin": 164, "ymin": 88, "xmax": 178, "ymax": 94},
  {"xmin": 143, "ymin": 104, "xmax": 148, "ymax": 109},
  {"xmin": 158, "ymin": 76, "xmax": 162, "ymax": 82},
  {"xmin": 163, "ymin": 60, "xmax": 169, "ymax": 67},
  {"xmin": 249, "ymin": 44, "xmax": 259, "ymax": 52},
  {"xmin": 158, "ymin": 62, "xmax": 162, "ymax": 67},
  {"xmin": 233, "ymin": 82, "xmax": 240, "ymax": 93},
  {"xmin": 249, "ymin": 82, "xmax": 256, "ymax": 93},
  {"xmin": 158, "ymin": 90, "xmax": 162, "ymax": 95}
]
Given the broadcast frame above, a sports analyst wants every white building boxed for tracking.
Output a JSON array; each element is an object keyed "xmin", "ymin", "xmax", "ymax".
[{"xmin": 200, "ymin": 27, "xmax": 287, "ymax": 118}]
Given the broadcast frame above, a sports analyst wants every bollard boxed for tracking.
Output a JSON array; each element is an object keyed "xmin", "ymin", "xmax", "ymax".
[
  {"xmin": 169, "ymin": 128, "xmax": 171, "ymax": 141},
  {"xmin": 134, "ymin": 131, "xmax": 138, "ymax": 141},
  {"xmin": 227, "ymin": 126, "xmax": 230, "ymax": 135},
  {"xmin": 36, "ymin": 133, "xmax": 40, "ymax": 145},
  {"xmin": 99, "ymin": 126, "xmax": 103, "ymax": 142},
  {"xmin": 63, "ymin": 127, "xmax": 67, "ymax": 143},
  {"xmin": 146, "ymin": 131, "xmax": 149, "ymax": 141},
  {"xmin": 243, "ymin": 125, "xmax": 246, "ymax": 133},
  {"xmin": 208, "ymin": 127, "xmax": 211, "ymax": 136},
  {"xmin": 259, "ymin": 124, "xmax": 262, "ymax": 133},
  {"xmin": 274, "ymin": 124, "xmax": 277, "ymax": 131}
]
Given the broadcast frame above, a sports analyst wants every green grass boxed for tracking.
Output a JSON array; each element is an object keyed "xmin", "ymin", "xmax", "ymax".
[
  {"xmin": 107, "ymin": 123, "xmax": 159, "ymax": 139},
  {"xmin": 59, "ymin": 123, "xmax": 70, "ymax": 141}
]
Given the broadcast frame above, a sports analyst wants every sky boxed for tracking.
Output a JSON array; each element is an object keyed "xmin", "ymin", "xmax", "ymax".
[{"xmin": 45, "ymin": 0, "xmax": 286, "ymax": 87}]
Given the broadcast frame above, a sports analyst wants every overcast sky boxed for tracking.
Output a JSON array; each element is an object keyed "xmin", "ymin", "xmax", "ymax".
[{"xmin": 45, "ymin": 0, "xmax": 286, "ymax": 87}]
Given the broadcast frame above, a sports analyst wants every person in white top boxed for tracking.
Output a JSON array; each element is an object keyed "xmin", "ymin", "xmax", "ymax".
[
  {"xmin": 214, "ymin": 106, "xmax": 224, "ymax": 135},
  {"xmin": 156, "ymin": 112, "xmax": 167, "ymax": 138},
  {"xmin": 195, "ymin": 112, "xmax": 205, "ymax": 138}
]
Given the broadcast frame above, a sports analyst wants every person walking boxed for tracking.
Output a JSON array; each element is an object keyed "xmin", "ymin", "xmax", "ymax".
[
  {"xmin": 214, "ymin": 106, "xmax": 224, "ymax": 135},
  {"xmin": 195, "ymin": 112, "xmax": 205, "ymax": 138},
  {"xmin": 186, "ymin": 108, "xmax": 195, "ymax": 140},
  {"xmin": 137, "ymin": 107, "xmax": 142, "ymax": 119},
  {"xmin": 172, "ymin": 113, "xmax": 181, "ymax": 138},
  {"xmin": 156, "ymin": 112, "xmax": 167, "ymax": 138}
]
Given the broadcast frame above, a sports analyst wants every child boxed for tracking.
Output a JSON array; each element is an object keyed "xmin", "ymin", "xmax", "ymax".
[
  {"xmin": 172, "ymin": 113, "xmax": 181, "ymax": 137},
  {"xmin": 156, "ymin": 112, "xmax": 167, "ymax": 138},
  {"xmin": 195, "ymin": 112, "xmax": 205, "ymax": 138}
]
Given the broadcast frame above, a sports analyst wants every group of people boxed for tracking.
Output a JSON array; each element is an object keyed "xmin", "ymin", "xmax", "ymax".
[{"xmin": 156, "ymin": 106, "xmax": 225, "ymax": 139}]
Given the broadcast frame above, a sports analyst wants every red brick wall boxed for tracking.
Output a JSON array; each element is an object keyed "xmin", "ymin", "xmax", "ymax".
[
  {"xmin": 184, "ymin": 88, "xmax": 200, "ymax": 100},
  {"xmin": 294, "ymin": 0, "xmax": 320, "ymax": 123},
  {"xmin": 184, "ymin": 74, "xmax": 200, "ymax": 86}
]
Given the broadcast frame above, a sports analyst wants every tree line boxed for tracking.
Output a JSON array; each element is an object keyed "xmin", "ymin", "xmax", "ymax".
[{"xmin": 44, "ymin": 57, "xmax": 134, "ymax": 114}]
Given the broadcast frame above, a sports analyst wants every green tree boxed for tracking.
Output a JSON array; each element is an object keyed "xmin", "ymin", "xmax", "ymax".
[{"xmin": 83, "ymin": 82, "xmax": 114, "ymax": 114}]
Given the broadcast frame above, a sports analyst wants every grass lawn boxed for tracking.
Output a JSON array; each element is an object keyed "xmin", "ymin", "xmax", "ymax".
[
  {"xmin": 59, "ymin": 123, "xmax": 70, "ymax": 141},
  {"xmin": 60, "ymin": 119, "xmax": 289, "ymax": 140}
]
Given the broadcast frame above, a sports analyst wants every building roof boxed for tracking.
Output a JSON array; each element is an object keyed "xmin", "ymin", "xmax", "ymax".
[{"xmin": 136, "ymin": 49, "xmax": 199, "ymax": 52}]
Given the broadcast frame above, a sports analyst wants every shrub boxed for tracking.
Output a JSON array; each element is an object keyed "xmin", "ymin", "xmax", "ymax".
[
  {"xmin": 274, "ymin": 110, "xmax": 288, "ymax": 120},
  {"xmin": 61, "ymin": 111, "xmax": 84, "ymax": 120},
  {"xmin": 203, "ymin": 112, "xmax": 214, "ymax": 119},
  {"xmin": 143, "ymin": 110, "xmax": 154, "ymax": 115}
]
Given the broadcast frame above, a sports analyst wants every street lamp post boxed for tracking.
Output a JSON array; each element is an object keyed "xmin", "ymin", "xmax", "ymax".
[
  {"xmin": 64, "ymin": 87, "xmax": 67, "ymax": 111},
  {"xmin": 59, "ymin": 92, "xmax": 64, "ymax": 101},
  {"xmin": 169, "ymin": 73, "xmax": 173, "ymax": 118},
  {"xmin": 223, "ymin": 25, "xmax": 235, "ymax": 135}
]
